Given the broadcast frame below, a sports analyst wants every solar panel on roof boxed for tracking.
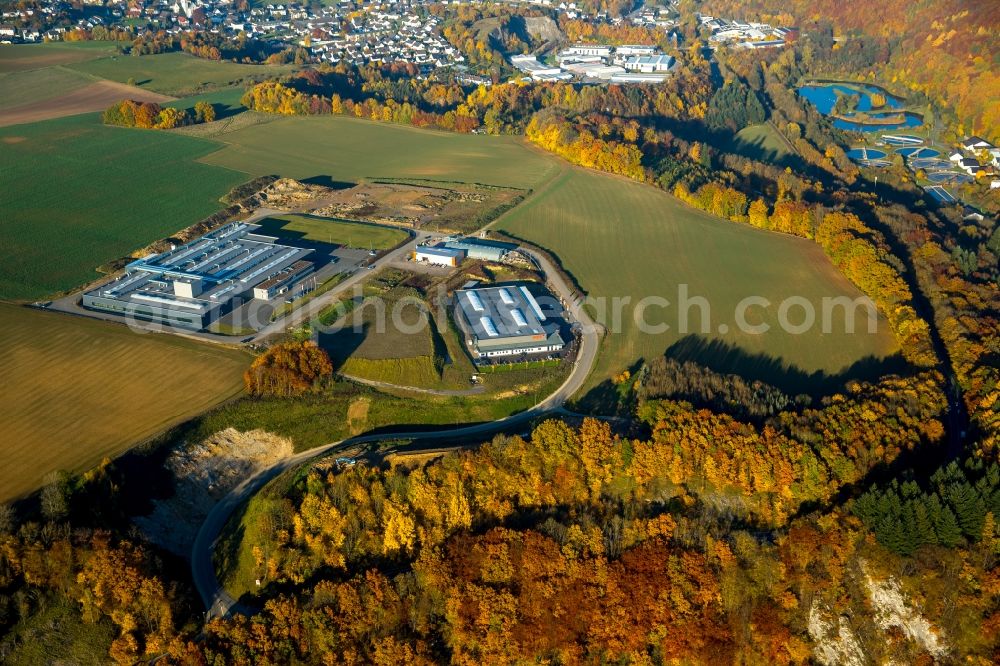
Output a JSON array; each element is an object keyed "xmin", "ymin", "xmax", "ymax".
[{"xmin": 480, "ymin": 316, "xmax": 498, "ymax": 337}]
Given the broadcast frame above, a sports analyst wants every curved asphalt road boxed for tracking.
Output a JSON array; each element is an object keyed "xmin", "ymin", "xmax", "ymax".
[{"xmin": 191, "ymin": 247, "xmax": 601, "ymax": 618}]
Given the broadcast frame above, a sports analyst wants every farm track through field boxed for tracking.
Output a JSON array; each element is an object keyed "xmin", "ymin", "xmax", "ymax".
[{"xmin": 767, "ymin": 119, "xmax": 800, "ymax": 157}]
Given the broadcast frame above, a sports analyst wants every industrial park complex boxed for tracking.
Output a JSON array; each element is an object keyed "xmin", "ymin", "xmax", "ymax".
[
  {"xmin": 78, "ymin": 214, "xmax": 571, "ymax": 366},
  {"xmin": 82, "ymin": 222, "xmax": 318, "ymax": 330},
  {"xmin": 511, "ymin": 44, "xmax": 677, "ymax": 84}
]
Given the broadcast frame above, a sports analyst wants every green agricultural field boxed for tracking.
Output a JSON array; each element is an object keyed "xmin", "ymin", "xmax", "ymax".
[
  {"xmin": 1, "ymin": 303, "xmax": 248, "ymax": 501},
  {"xmin": 0, "ymin": 113, "xmax": 247, "ymax": 300},
  {"xmin": 168, "ymin": 87, "xmax": 250, "ymax": 119},
  {"xmin": 66, "ymin": 51, "xmax": 298, "ymax": 97},
  {"xmin": 0, "ymin": 42, "xmax": 119, "ymax": 73},
  {"xmin": 0, "ymin": 66, "xmax": 94, "ymax": 110},
  {"xmin": 198, "ymin": 114, "xmax": 558, "ymax": 189},
  {"xmin": 497, "ymin": 167, "xmax": 900, "ymax": 398},
  {"xmin": 340, "ymin": 356, "xmax": 443, "ymax": 388},
  {"xmin": 726, "ymin": 123, "xmax": 793, "ymax": 164},
  {"xmin": 256, "ymin": 214, "xmax": 409, "ymax": 250}
]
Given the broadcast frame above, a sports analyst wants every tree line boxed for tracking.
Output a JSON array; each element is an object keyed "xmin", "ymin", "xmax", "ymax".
[{"xmin": 102, "ymin": 99, "xmax": 215, "ymax": 130}]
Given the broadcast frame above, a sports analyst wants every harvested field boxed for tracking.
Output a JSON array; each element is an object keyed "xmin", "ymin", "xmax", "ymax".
[
  {"xmin": 326, "ymin": 296, "xmax": 435, "ymax": 362},
  {"xmin": 1, "ymin": 303, "xmax": 249, "ymax": 501},
  {"xmin": 0, "ymin": 80, "xmax": 174, "ymax": 127},
  {"xmin": 0, "ymin": 66, "xmax": 93, "ymax": 111},
  {"xmin": 172, "ymin": 108, "xmax": 275, "ymax": 138},
  {"xmin": 0, "ymin": 42, "xmax": 117, "ymax": 73},
  {"xmin": 320, "ymin": 283, "xmax": 445, "ymax": 388}
]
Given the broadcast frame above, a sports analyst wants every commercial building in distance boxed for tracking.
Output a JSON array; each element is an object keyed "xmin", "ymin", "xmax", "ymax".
[
  {"xmin": 550, "ymin": 44, "xmax": 676, "ymax": 84},
  {"xmin": 622, "ymin": 54, "xmax": 674, "ymax": 73},
  {"xmin": 455, "ymin": 284, "xmax": 565, "ymax": 359},
  {"xmin": 82, "ymin": 222, "xmax": 315, "ymax": 330},
  {"xmin": 442, "ymin": 238, "xmax": 518, "ymax": 262},
  {"xmin": 510, "ymin": 54, "xmax": 573, "ymax": 82},
  {"xmin": 615, "ymin": 44, "xmax": 658, "ymax": 58},
  {"xmin": 414, "ymin": 238, "xmax": 518, "ymax": 266},
  {"xmin": 559, "ymin": 44, "xmax": 613, "ymax": 60},
  {"xmin": 414, "ymin": 246, "xmax": 464, "ymax": 266}
]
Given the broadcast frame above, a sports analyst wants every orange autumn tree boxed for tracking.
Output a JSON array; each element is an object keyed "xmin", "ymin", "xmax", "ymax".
[
  {"xmin": 244, "ymin": 340, "xmax": 333, "ymax": 397},
  {"xmin": 102, "ymin": 99, "xmax": 163, "ymax": 128}
]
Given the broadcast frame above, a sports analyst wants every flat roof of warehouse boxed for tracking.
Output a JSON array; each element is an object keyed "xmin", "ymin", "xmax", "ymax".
[
  {"xmin": 456, "ymin": 284, "xmax": 551, "ymax": 341},
  {"xmin": 88, "ymin": 221, "xmax": 313, "ymax": 312},
  {"xmin": 416, "ymin": 246, "xmax": 464, "ymax": 257}
]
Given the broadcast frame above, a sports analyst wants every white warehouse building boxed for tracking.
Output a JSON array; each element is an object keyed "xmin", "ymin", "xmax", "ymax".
[
  {"xmin": 455, "ymin": 284, "xmax": 565, "ymax": 359},
  {"xmin": 623, "ymin": 54, "xmax": 675, "ymax": 73}
]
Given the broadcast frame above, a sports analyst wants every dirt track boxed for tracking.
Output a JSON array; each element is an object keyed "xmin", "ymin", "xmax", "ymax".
[{"xmin": 0, "ymin": 80, "xmax": 174, "ymax": 127}]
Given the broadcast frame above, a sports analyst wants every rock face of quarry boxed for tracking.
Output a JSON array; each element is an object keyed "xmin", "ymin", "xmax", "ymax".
[
  {"xmin": 523, "ymin": 16, "xmax": 563, "ymax": 43},
  {"xmin": 134, "ymin": 428, "xmax": 294, "ymax": 556},
  {"xmin": 808, "ymin": 560, "xmax": 949, "ymax": 664},
  {"xmin": 861, "ymin": 562, "xmax": 949, "ymax": 660}
]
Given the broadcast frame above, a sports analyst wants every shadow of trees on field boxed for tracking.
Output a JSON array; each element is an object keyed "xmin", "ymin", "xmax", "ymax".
[
  {"xmin": 317, "ymin": 318, "xmax": 368, "ymax": 368},
  {"xmin": 210, "ymin": 101, "xmax": 244, "ymax": 121},
  {"xmin": 575, "ymin": 334, "xmax": 910, "ymax": 415},
  {"xmin": 662, "ymin": 336, "xmax": 910, "ymax": 395}
]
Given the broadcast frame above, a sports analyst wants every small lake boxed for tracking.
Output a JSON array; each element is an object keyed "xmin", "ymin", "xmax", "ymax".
[{"xmin": 798, "ymin": 82, "xmax": 923, "ymax": 132}]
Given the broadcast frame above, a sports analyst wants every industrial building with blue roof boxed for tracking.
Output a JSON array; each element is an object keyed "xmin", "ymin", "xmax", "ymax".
[{"xmin": 82, "ymin": 222, "xmax": 317, "ymax": 330}]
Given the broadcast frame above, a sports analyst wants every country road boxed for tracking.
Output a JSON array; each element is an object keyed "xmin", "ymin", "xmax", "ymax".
[{"xmin": 190, "ymin": 246, "xmax": 601, "ymax": 618}]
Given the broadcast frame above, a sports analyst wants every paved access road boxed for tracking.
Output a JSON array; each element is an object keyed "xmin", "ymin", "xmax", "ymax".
[{"xmin": 190, "ymin": 245, "xmax": 601, "ymax": 618}]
